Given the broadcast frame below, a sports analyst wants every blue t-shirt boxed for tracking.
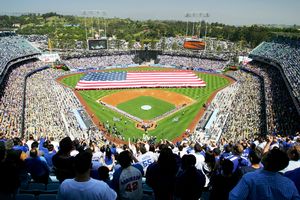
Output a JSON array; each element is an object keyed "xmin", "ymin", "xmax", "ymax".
[{"xmin": 230, "ymin": 169, "xmax": 300, "ymax": 200}]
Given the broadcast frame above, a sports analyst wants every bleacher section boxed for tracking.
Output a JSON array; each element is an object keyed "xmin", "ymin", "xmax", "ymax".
[
  {"xmin": 250, "ymin": 38, "xmax": 300, "ymax": 105},
  {"xmin": 0, "ymin": 35, "xmax": 41, "ymax": 84}
]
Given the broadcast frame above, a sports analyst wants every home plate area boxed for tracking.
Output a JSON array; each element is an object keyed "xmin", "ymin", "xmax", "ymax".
[{"xmin": 99, "ymin": 89, "xmax": 195, "ymax": 130}]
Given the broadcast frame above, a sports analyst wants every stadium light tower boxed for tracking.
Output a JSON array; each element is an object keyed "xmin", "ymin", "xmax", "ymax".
[
  {"xmin": 82, "ymin": 10, "xmax": 107, "ymax": 48},
  {"xmin": 185, "ymin": 12, "xmax": 210, "ymax": 39}
]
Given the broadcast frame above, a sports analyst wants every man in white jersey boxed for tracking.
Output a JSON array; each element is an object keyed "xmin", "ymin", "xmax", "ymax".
[
  {"xmin": 192, "ymin": 143, "xmax": 205, "ymax": 170},
  {"xmin": 112, "ymin": 150, "xmax": 143, "ymax": 200},
  {"xmin": 26, "ymin": 134, "xmax": 35, "ymax": 151},
  {"xmin": 57, "ymin": 151, "xmax": 116, "ymax": 200},
  {"xmin": 137, "ymin": 145, "xmax": 156, "ymax": 174}
]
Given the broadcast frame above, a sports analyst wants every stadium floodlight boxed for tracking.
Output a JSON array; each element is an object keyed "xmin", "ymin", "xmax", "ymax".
[
  {"xmin": 82, "ymin": 10, "xmax": 108, "ymax": 49},
  {"xmin": 185, "ymin": 12, "xmax": 210, "ymax": 51},
  {"xmin": 185, "ymin": 12, "xmax": 210, "ymax": 37},
  {"xmin": 82, "ymin": 10, "xmax": 107, "ymax": 17}
]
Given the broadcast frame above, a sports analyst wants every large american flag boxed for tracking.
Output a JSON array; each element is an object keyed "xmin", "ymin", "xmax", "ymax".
[{"xmin": 75, "ymin": 71, "xmax": 206, "ymax": 90}]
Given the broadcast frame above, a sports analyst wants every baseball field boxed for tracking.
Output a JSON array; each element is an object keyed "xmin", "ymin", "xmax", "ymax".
[
  {"xmin": 116, "ymin": 96, "xmax": 175, "ymax": 120},
  {"xmin": 59, "ymin": 67, "xmax": 231, "ymax": 141}
]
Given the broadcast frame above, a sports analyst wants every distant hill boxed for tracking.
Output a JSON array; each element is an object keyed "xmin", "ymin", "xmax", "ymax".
[{"xmin": 0, "ymin": 12, "xmax": 299, "ymax": 49}]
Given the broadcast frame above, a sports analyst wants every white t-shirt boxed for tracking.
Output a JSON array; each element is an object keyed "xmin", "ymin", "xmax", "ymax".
[
  {"xmin": 92, "ymin": 151, "xmax": 103, "ymax": 162},
  {"xmin": 70, "ymin": 150, "xmax": 79, "ymax": 157},
  {"xmin": 92, "ymin": 151, "xmax": 103, "ymax": 170},
  {"xmin": 51, "ymin": 141, "xmax": 60, "ymax": 152},
  {"xmin": 192, "ymin": 152, "xmax": 205, "ymax": 171},
  {"xmin": 57, "ymin": 178, "xmax": 117, "ymax": 200},
  {"xmin": 26, "ymin": 139, "xmax": 35, "ymax": 150},
  {"xmin": 280, "ymin": 160, "xmax": 300, "ymax": 173},
  {"xmin": 192, "ymin": 152, "xmax": 210, "ymax": 187}
]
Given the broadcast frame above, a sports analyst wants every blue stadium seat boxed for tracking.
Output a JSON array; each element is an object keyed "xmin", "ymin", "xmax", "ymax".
[
  {"xmin": 38, "ymin": 194, "xmax": 57, "ymax": 200},
  {"xmin": 19, "ymin": 183, "xmax": 47, "ymax": 196},
  {"xmin": 28, "ymin": 183, "xmax": 46, "ymax": 191},
  {"xmin": 46, "ymin": 183, "xmax": 60, "ymax": 192},
  {"xmin": 15, "ymin": 194, "xmax": 35, "ymax": 200}
]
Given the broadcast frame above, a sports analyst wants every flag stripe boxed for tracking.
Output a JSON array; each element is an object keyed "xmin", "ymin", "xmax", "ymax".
[{"xmin": 75, "ymin": 71, "xmax": 206, "ymax": 90}]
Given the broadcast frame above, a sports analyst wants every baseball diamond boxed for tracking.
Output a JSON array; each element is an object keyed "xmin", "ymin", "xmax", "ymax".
[{"xmin": 59, "ymin": 67, "xmax": 231, "ymax": 141}]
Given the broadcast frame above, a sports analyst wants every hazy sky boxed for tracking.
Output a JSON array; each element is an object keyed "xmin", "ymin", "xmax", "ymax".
[{"xmin": 0, "ymin": 0, "xmax": 299, "ymax": 25}]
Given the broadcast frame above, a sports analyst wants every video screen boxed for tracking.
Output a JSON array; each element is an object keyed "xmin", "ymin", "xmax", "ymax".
[{"xmin": 88, "ymin": 39, "xmax": 108, "ymax": 50}]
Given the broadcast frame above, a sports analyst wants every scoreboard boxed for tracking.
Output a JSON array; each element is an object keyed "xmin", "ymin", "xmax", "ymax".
[
  {"xmin": 88, "ymin": 39, "xmax": 108, "ymax": 50},
  {"xmin": 183, "ymin": 39, "xmax": 206, "ymax": 50}
]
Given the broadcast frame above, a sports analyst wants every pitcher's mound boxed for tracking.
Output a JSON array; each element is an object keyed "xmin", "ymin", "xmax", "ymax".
[{"xmin": 141, "ymin": 105, "xmax": 152, "ymax": 110}]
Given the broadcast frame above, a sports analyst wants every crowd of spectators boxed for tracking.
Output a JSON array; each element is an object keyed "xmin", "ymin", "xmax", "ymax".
[
  {"xmin": 63, "ymin": 53, "xmax": 229, "ymax": 73},
  {"xmin": 0, "ymin": 35, "xmax": 40, "ymax": 76},
  {"xmin": 159, "ymin": 55, "xmax": 229, "ymax": 71},
  {"xmin": 25, "ymin": 67, "xmax": 98, "ymax": 141},
  {"xmin": 162, "ymin": 50, "xmax": 235, "ymax": 61},
  {"xmin": 220, "ymin": 70, "xmax": 263, "ymax": 139},
  {"xmin": 64, "ymin": 55, "xmax": 135, "ymax": 69},
  {"xmin": 250, "ymin": 37, "xmax": 300, "ymax": 103},
  {"xmin": 0, "ymin": 58, "xmax": 106, "ymax": 145},
  {"xmin": 0, "ymin": 63, "xmax": 39, "ymax": 138},
  {"xmin": 23, "ymin": 35, "xmax": 48, "ymax": 51},
  {"xmin": 192, "ymin": 60, "xmax": 300, "ymax": 146},
  {"xmin": 0, "ymin": 131, "xmax": 299, "ymax": 200},
  {"xmin": 245, "ymin": 62, "xmax": 300, "ymax": 136},
  {"xmin": 61, "ymin": 50, "xmax": 132, "ymax": 60},
  {"xmin": 192, "ymin": 69, "xmax": 264, "ymax": 144}
]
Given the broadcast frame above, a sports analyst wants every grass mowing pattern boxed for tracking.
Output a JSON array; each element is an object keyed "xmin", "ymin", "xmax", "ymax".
[
  {"xmin": 117, "ymin": 96, "xmax": 175, "ymax": 120},
  {"xmin": 60, "ymin": 68, "xmax": 230, "ymax": 140},
  {"xmin": 61, "ymin": 73, "xmax": 83, "ymax": 88}
]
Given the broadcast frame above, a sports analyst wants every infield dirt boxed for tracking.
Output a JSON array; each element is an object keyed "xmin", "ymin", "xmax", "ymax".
[{"xmin": 100, "ymin": 89, "xmax": 194, "ymax": 107}]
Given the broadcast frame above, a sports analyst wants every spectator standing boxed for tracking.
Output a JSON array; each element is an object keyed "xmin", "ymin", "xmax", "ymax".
[
  {"xmin": 285, "ymin": 167, "xmax": 300, "ymax": 194},
  {"xmin": 52, "ymin": 137, "xmax": 75, "ymax": 183},
  {"xmin": 25, "ymin": 148, "xmax": 50, "ymax": 184},
  {"xmin": 235, "ymin": 150, "xmax": 262, "ymax": 179},
  {"xmin": 229, "ymin": 148, "xmax": 300, "ymax": 200},
  {"xmin": 26, "ymin": 134, "xmax": 35, "ymax": 151},
  {"xmin": 112, "ymin": 150, "xmax": 143, "ymax": 200},
  {"xmin": 226, "ymin": 144, "xmax": 250, "ymax": 173},
  {"xmin": 280, "ymin": 145, "xmax": 300, "ymax": 173},
  {"xmin": 98, "ymin": 166, "xmax": 113, "ymax": 188},
  {"xmin": 102, "ymin": 147, "xmax": 115, "ymax": 171},
  {"xmin": 175, "ymin": 154, "xmax": 206, "ymax": 200},
  {"xmin": 210, "ymin": 159, "xmax": 239, "ymax": 200},
  {"xmin": 192, "ymin": 143, "xmax": 206, "ymax": 171},
  {"xmin": 57, "ymin": 151, "xmax": 117, "ymax": 200},
  {"xmin": 0, "ymin": 141, "xmax": 20, "ymax": 200},
  {"xmin": 44, "ymin": 144, "xmax": 56, "ymax": 172},
  {"xmin": 137, "ymin": 145, "xmax": 156, "ymax": 174},
  {"xmin": 146, "ymin": 147, "xmax": 178, "ymax": 200}
]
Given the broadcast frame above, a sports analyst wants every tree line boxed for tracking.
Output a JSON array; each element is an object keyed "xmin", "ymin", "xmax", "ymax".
[{"xmin": 0, "ymin": 12, "xmax": 299, "ymax": 49}]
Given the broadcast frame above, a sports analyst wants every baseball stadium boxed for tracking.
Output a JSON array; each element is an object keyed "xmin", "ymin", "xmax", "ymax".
[{"xmin": 0, "ymin": 2, "xmax": 300, "ymax": 199}]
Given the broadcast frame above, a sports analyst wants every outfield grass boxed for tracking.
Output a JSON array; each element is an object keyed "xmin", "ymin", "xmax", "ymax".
[
  {"xmin": 60, "ymin": 68, "xmax": 230, "ymax": 140},
  {"xmin": 117, "ymin": 96, "xmax": 176, "ymax": 120},
  {"xmin": 61, "ymin": 73, "xmax": 83, "ymax": 88}
]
